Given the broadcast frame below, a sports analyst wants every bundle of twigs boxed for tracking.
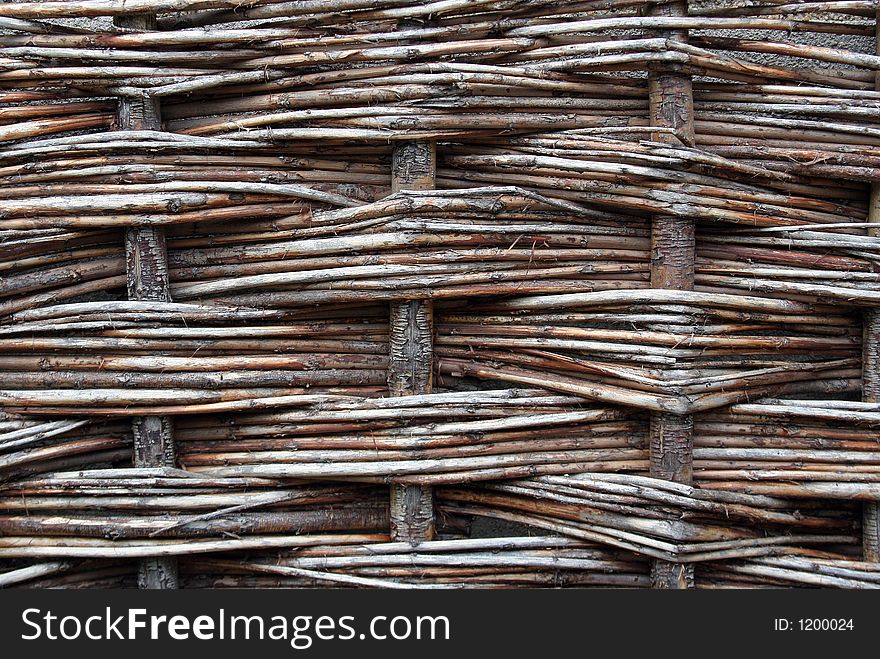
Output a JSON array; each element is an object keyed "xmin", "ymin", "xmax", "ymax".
[
  {"xmin": 436, "ymin": 290, "xmax": 862, "ymax": 413},
  {"xmin": 695, "ymin": 400, "xmax": 880, "ymax": 499},
  {"xmin": 437, "ymin": 137, "xmax": 873, "ymax": 226},
  {"xmin": 1, "ymin": 536, "xmax": 652, "ymax": 589},
  {"xmin": 698, "ymin": 556, "xmax": 880, "ymax": 589},
  {"xmin": 438, "ymin": 473, "xmax": 864, "ymax": 564},
  {"xmin": 0, "ymin": 5, "xmax": 873, "ymax": 95},
  {"xmin": 182, "ymin": 537, "xmax": 652, "ymax": 589},
  {"xmin": 0, "ymin": 301, "xmax": 387, "ymax": 414},
  {"xmin": 175, "ymin": 389, "xmax": 648, "ymax": 482},
  {"xmin": 0, "ymin": 466, "xmax": 389, "ymax": 559},
  {"xmin": 0, "ymin": 414, "xmax": 131, "ymax": 479},
  {"xmin": 166, "ymin": 187, "xmax": 650, "ymax": 307}
]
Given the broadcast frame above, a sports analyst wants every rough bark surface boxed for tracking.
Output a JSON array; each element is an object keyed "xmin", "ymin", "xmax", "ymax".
[
  {"xmin": 389, "ymin": 483, "xmax": 436, "ymax": 544},
  {"xmin": 650, "ymin": 412, "xmax": 694, "ymax": 484},
  {"xmin": 647, "ymin": 3, "xmax": 693, "ymax": 147},
  {"xmin": 132, "ymin": 416, "xmax": 176, "ymax": 468},
  {"xmin": 863, "ymin": 504, "xmax": 880, "ymax": 563},
  {"xmin": 648, "ymin": 72, "xmax": 694, "ymax": 148},
  {"xmin": 863, "ymin": 311, "xmax": 880, "ymax": 404},
  {"xmin": 125, "ymin": 227, "xmax": 171, "ymax": 303},
  {"xmin": 388, "ymin": 300, "xmax": 434, "ymax": 396},
  {"xmin": 117, "ymin": 94, "xmax": 161, "ymax": 132},
  {"xmin": 866, "ymin": 281, "xmax": 880, "ymax": 562},
  {"xmin": 138, "ymin": 557, "xmax": 179, "ymax": 590},
  {"xmin": 652, "ymin": 560, "xmax": 695, "ymax": 589},
  {"xmin": 650, "ymin": 216, "xmax": 695, "ymax": 291},
  {"xmin": 391, "ymin": 140, "xmax": 436, "ymax": 193}
]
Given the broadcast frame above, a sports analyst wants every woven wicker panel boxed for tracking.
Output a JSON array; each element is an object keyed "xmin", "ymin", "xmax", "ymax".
[{"xmin": 1, "ymin": 0, "xmax": 879, "ymax": 589}]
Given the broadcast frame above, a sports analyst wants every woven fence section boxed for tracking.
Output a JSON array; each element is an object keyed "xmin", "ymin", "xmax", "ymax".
[{"xmin": 1, "ymin": 0, "xmax": 879, "ymax": 589}]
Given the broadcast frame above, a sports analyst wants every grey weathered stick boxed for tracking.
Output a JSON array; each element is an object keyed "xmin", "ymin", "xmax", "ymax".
[
  {"xmin": 648, "ymin": 0, "xmax": 695, "ymax": 590},
  {"xmin": 114, "ymin": 10, "xmax": 178, "ymax": 590}
]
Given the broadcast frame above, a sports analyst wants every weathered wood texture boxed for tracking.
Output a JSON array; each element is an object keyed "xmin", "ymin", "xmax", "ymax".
[
  {"xmin": 650, "ymin": 216, "xmax": 695, "ymax": 291},
  {"xmin": 124, "ymin": 227, "xmax": 172, "ymax": 302},
  {"xmin": 131, "ymin": 416, "xmax": 176, "ymax": 468},
  {"xmin": 864, "ymin": 501, "xmax": 880, "ymax": 563},
  {"xmin": 651, "ymin": 560, "xmax": 695, "ymax": 589},
  {"xmin": 391, "ymin": 140, "xmax": 436, "ymax": 194},
  {"xmin": 389, "ymin": 483, "xmax": 436, "ymax": 543},
  {"xmin": 649, "ymin": 412, "xmax": 694, "ymax": 485},
  {"xmin": 388, "ymin": 299, "xmax": 434, "ymax": 396},
  {"xmin": 1, "ymin": 0, "xmax": 880, "ymax": 590}
]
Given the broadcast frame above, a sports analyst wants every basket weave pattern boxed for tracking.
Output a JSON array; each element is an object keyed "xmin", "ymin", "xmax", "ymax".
[{"xmin": 0, "ymin": 0, "xmax": 879, "ymax": 588}]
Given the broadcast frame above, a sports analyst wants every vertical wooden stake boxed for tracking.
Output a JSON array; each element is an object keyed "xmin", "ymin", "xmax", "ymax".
[
  {"xmin": 388, "ymin": 139, "xmax": 437, "ymax": 543},
  {"xmin": 647, "ymin": 0, "xmax": 695, "ymax": 588},
  {"xmin": 390, "ymin": 483, "xmax": 436, "ymax": 543},
  {"xmin": 391, "ymin": 140, "xmax": 437, "ymax": 193},
  {"xmin": 115, "ymin": 11, "xmax": 179, "ymax": 589},
  {"xmin": 863, "ymin": 268, "xmax": 880, "ymax": 563},
  {"xmin": 861, "ymin": 7, "xmax": 880, "ymax": 564},
  {"xmin": 389, "ymin": 299, "xmax": 434, "ymax": 396}
]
